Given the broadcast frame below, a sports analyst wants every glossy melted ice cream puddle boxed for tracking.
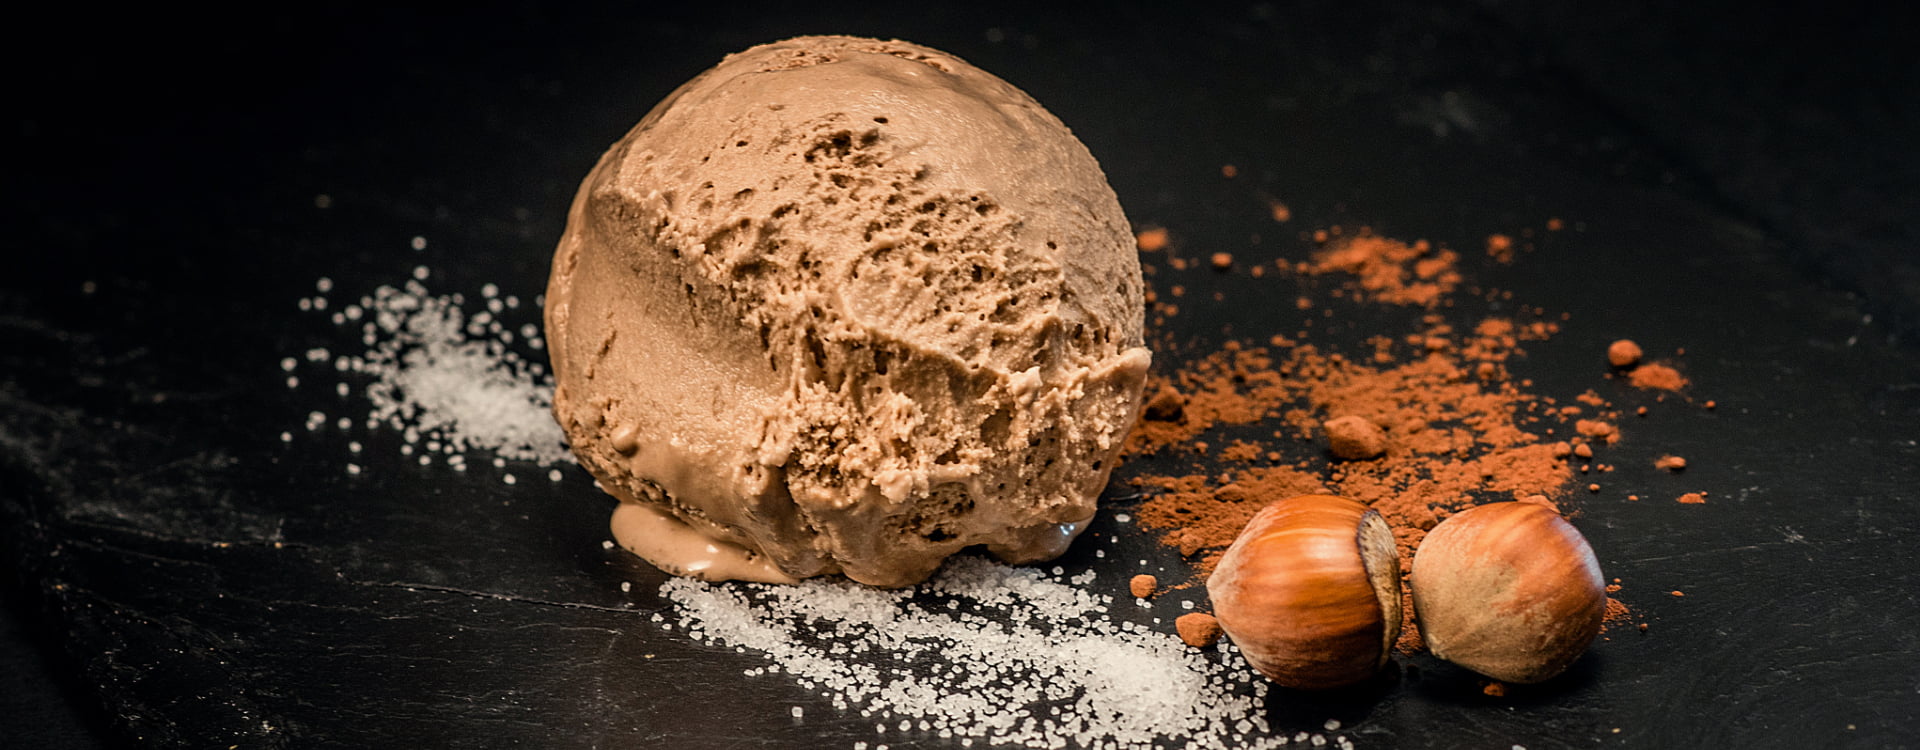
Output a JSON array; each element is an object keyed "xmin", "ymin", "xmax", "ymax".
[{"xmin": 610, "ymin": 501, "xmax": 796, "ymax": 584}]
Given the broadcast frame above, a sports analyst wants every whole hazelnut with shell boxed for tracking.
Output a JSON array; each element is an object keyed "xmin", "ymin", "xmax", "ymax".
[
  {"xmin": 1411, "ymin": 501, "xmax": 1606, "ymax": 683},
  {"xmin": 1206, "ymin": 494, "xmax": 1402, "ymax": 689}
]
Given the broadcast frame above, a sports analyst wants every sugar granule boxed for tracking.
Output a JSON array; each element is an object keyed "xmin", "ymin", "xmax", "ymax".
[{"xmin": 660, "ymin": 557, "xmax": 1292, "ymax": 749}]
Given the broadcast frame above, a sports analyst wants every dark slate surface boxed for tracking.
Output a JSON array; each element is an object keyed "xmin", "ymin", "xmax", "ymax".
[{"xmin": 4, "ymin": 2, "xmax": 1917, "ymax": 748}]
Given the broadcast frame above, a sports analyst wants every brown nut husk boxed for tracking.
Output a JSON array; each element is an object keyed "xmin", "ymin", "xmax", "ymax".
[
  {"xmin": 1206, "ymin": 494, "xmax": 1402, "ymax": 689},
  {"xmin": 1411, "ymin": 501, "xmax": 1605, "ymax": 684}
]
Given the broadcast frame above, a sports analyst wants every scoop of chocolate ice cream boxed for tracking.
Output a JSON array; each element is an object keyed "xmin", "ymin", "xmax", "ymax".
[{"xmin": 545, "ymin": 35, "xmax": 1149, "ymax": 587}]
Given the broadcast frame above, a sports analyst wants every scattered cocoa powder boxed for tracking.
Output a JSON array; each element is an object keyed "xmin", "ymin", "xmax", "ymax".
[
  {"xmin": 1219, "ymin": 440, "xmax": 1264, "ymax": 462},
  {"xmin": 1133, "ymin": 465, "xmax": 1329, "ymax": 564},
  {"xmin": 1136, "ymin": 227, "xmax": 1169, "ymax": 252},
  {"xmin": 1482, "ymin": 681, "xmax": 1508, "ymax": 697},
  {"xmin": 1211, "ymin": 252, "xmax": 1234, "ymax": 270},
  {"xmin": 1576, "ymin": 419, "xmax": 1620, "ymax": 444},
  {"xmin": 1129, "ymin": 574, "xmax": 1158, "ymax": 599},
  {"xmin": 1627, "ymin": 363, "xmax": 1688, "ymax": 391},
  {"xmin": 1301, "ymin": 230, "xmax": 1461, "ymax": 307},
  {"xmin": 1655, "ymin": 455, "xmax": 1688, "ymax": 472},
  {"xmin": 1175, "ymin": 613, "xmax": 1223, "ymax": 648},
  {"xmin": 1603, "ymin": 597, "xmax": 1633, "ymax": 628},
  {"xmin": 1607, "ymin": 339, "xmax": 1643, "ymax": 368},
  {"xmin": 1486, "ymin": 234, "xmax": 1515, "ymax": 264},
  {"xmin": 1269, "ymin": 201, "xmax": 1292, "ymax": 223},
  {"xmin": 1118, "ymin": 219, "xmax": 1680, "ymax": 659},
  {"xmin": 1677, "ymin": 492, "xmax": 1707, "ymax": 504}
]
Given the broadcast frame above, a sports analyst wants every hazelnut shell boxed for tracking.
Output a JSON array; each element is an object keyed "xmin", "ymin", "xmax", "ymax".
[
  {"xmin": 1207, "ymin": 494, "xmax": 1402, "ymax": 689},
  {"xmin": 1411, "ymin": 501, "xmax": 1605, "ymax": 684}
]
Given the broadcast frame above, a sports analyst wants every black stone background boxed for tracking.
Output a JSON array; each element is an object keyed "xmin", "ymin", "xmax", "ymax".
[{"xmin": 4, "ymin": 1, "xmax": 1917, "ymax": 747}]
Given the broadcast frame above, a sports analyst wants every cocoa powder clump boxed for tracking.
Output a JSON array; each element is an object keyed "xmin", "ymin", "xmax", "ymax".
[
  {"xmin": 1324, "ymin": 415, "xmax": 1388, "ymax": 459},
  {"xmin": 1176, "ymin": 613, "xmax": 1223, "ymax": 648},
  {"xmin": 1607, "ymin": 339, "xmax": 1643, "ymax": 368},
  {"xmin": 1628, "ymin": 363, "xmax": 1689, "ymax": 391}
]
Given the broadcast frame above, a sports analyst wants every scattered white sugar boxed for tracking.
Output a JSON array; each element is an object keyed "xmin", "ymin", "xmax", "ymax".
[
  {"xmin": 601, "ymin": 540, "xmax": 615, "ymax": 550},
  {"xmin": 1324, "ymin": 719, "xmax": 1341, "ymax": 731},
  {"xmin": 336, "ymin": 417, "xmax": 351, "ymax": 430},
  {"xmin": 1114, "ymin": 513, "xmax": 1131, "ymax": 523},
  {"xmin": 502, "ymin": 473, "xmax": 517, "ymax": 485},
  {"xmin": 286, "ymin": 376, "xmax": 299, "ymax": 389},
  {"xmin": 316, "ymin": 277, "xmax": 334, "ymax": 293},
  {"xmin": 284, "ymin": 268, "xmax": 573, "ymax": 470},
  {"xmin": 791, "ymin": 706, "xmax": 804, "ymax": 718},
  {"xmin": 620, "ymin": 581, "xmax": 631, "ymax": 592},
  {"xmin": 1181, "ymin": 600, "xmax": 1194, "ymax": 610},
  {"xmin": 346, "ymin": 463, "xmax": 362, "ymax": 476},
  {"xmin": 279, "ymin": 431, "xmax": 292, "ymax": 443},
  {"xmin": 548, "ymin": 469, "xmax": 564, "ymax": 482},
  {"xmin": 411, "ymin": 236, "xmax": 428, "ymax": 251},
  {"xmin": 348, "ymin": 441, "xmax": 362, "ymax": 453},
  {"xmin": 482, "ymin": 283, "xmax": 499, "ymax": 298},
  {"xmin": 659, "ymin": 556, "xmax": 1291, "ymax": 749}
]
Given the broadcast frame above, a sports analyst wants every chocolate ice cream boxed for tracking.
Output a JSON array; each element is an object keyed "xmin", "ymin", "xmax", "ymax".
[{"xmin": 545, "ymin": 36, "xmax": 1149, "ymax": 587}]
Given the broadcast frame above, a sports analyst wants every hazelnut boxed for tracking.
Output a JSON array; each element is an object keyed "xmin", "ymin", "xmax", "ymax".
[
  {"xmin": 1410, "ymin": 501, "xmax": 1605, "ymax": 684},
  {"xmin": 1206, "ymin": 494, "xmax": 1402, "ymax": 689}
]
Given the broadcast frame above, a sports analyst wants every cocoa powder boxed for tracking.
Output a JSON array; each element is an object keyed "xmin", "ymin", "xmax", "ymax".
[
  {"xmin": 1627, "ymin": 363, "xmax": 1689, "ymax": 391},
  {"xmin": 1123, "ymin": 221, "xmax": 1660, "ymax": 652}
]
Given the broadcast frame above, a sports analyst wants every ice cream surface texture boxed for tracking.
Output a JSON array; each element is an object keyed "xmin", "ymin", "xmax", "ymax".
[{"xmin": 545, "ymin": 36, "xmax": 1150, "ymax": 587}]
